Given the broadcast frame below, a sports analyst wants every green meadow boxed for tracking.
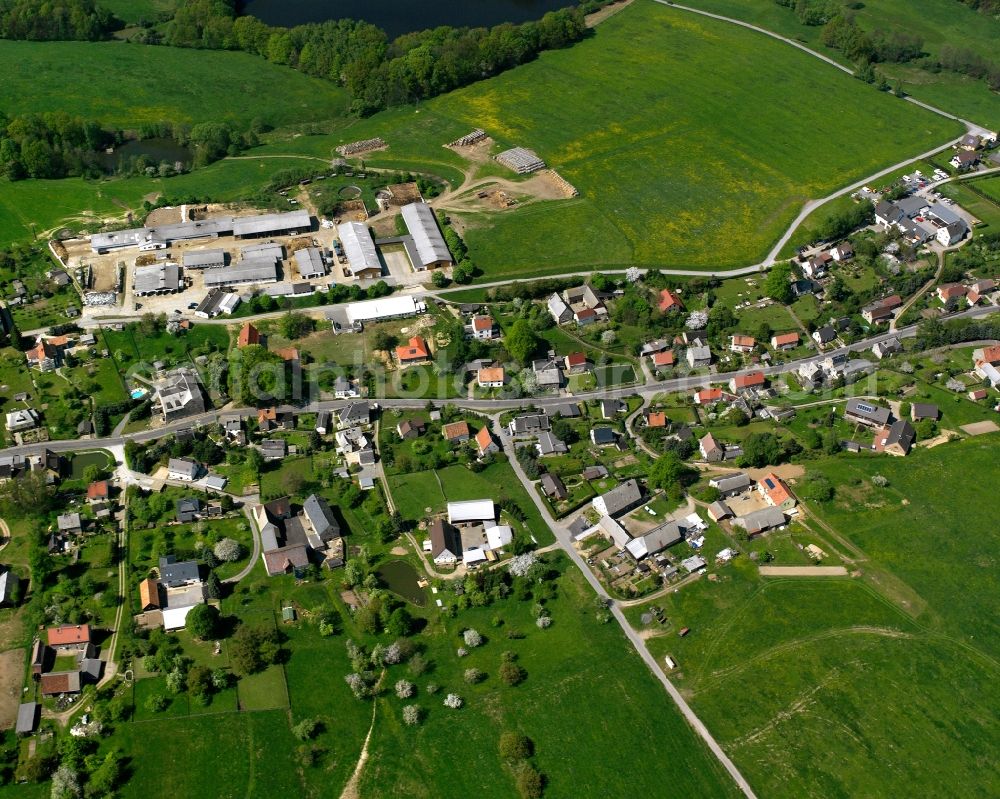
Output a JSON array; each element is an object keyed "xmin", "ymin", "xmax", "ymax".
[
  {"xmin": 681, "ymin": 0, "xmax": 1000, "ymax": 130},
  {"xmin": 627, "ymin": 435, "xmax": 1000, "ymax": 798},
  {"xmin": 0, "ymin": 40, "xmax": 348, "ymax": 128}
]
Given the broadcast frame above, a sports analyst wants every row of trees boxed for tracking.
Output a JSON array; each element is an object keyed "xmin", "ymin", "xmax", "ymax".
[
  {"xmin": 163, "ymin": 0, "xmax": 588, "ymax": 115},
  {"xmin": 0, "ymin": 0, "xmax": 115, "ymax": 41}
]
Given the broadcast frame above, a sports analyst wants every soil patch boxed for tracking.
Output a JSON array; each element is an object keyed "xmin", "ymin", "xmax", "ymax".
[
  {"xmin": 0, "ymin": 649, "xmax": 25, "ymax": 729},
  {"xmin": 758, "ymin": 566, "xmax": 849, "ymax": 577},
  {"xmin": 961, "ymin": 420, "xmax": 999, "ymax": 436}
]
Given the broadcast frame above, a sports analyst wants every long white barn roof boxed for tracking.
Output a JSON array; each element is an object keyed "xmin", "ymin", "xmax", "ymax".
[
  {"xmin": 338, "ymin": 221, "xmax": 380, "ymax": 273},
  {"xmin": 447, "ymin": 499, "xmax": 495, "ymax": 524},
  {"xmin": 400, "ymin": 202, "xmax": 451, "ymax": 266},
  {"xmin": 344, "ymin": 295, "xmax": 423, "ymax": 324}
]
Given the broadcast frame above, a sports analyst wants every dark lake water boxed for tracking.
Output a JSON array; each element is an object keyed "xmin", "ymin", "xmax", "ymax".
[
  {"xmin": 376, "ymin": 560, "xmax": 426, "ymax": 605},
  {"xmin": 242, "ymin": 0, "xmax": 575, "ymax": 39},
  {"xmin": 100, "ymin": 138, "xmax": 192, "ymax": 173}
]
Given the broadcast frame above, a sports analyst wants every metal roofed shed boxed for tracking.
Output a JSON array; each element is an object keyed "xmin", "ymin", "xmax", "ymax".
[
  {"xmin": 338, "ymin": 221, "xmax": 381, "ymax": 275},
  {"xmin": 133, "ymin": 263, "xmax": 181, "ymax": 295},
  {"xmin": 181, "ymin": 249, "xmax": 226, "ymax": 269},
  {"xmin": 195, "ymin": 288, "xmax": 240, "ymax": 318},
  {"xmin": 495, "ymin": 147, "xmax": 545, "ymax": 174},
  {"xmin": 294, "ymin": 247, "xmax": 327, "ymax": 278},
  {"xmin": 344, "ymin": 295, "xmax": 425, "ymax": 326},
  {"xmin": 232, "ymin": 210, "xmax": 311, "ymax": 238},
  {"xmin": 203, "ymin": 259, "xmax": 279, "ymax": 287},
  {"xmin": 240, "ymin": 242, "xmax": 285, "ymax": 261},
  {"xmin": 399, "ymin": 202, "xmax": 453, "ymax": 270},
  {"xmin": 447, "ymin": 499, "xmax": 496, "ymax": 525}
]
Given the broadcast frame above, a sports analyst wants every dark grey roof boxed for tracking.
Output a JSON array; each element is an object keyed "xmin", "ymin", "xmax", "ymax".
[
  {"xmin": 591, "ymin": 427, "xmax": 617, "ymax": 445},
  {"xmin": 80, "ymin": 658, "xmax": 103, "ymax": 682},
  {"xmin": 338, "ymin": 402, "xmax": 371, "ymax": 425},
  {"xmin": 540, "ymin": 473, "xmax": 567, "ymax": 498},
  {"xmin": 910, "ymin": 403, "xmax": 938, "ymax": 420},
  {"xmin": 845, "ymin": 398, "xmax": 891, "ymax": 426},
  {"xmin": 16, "ymin": 702, "xmax": 38, "ymax": 734},
  {"xmin": 884, "ymin": 419, "xmax": 916, "ymax": 451},
  {"xmin": 709, "ymin": 472, "xmax": 751, "ymax": 494},
  {"xmin": 596, "ymin": 478, "xmax": 642, "ymax": 516},
  {"xmin": 232, "ymin": 209, "xmax": 310, "ymax": 237},
  {"xmin": 303, "ymin": 494, "xmax": 339, "ymax": 541},
  {"xmin": 159, "ymin": 555, "xmax": 200, "ymax": 586},
  {"xmin": 552, "ymin": 403, "xmax": 581, "ymax": 418},
  {"xmin": 736, "ymin": 506, "xmax": 786, "ymax": 534}
]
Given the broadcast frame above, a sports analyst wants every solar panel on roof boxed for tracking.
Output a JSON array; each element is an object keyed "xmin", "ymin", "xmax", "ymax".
[{"xmin": 856, "ymin": 403, "xmax": 875, "ymax": 413}]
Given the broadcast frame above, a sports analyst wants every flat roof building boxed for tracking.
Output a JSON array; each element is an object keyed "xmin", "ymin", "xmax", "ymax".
[
  {"xmin": 133, "ymin": 263, "xmax": 182, "ymax": 296},
  {"xmin": 232, "ymin": 210, "xmax": 310, "ymax": 239},
  {"xmin": 400, "ymin": 202, "xmax": 452, "ymax": 270},
  {"xmin": 344, "ymin": 295, "xmax": 425, "ymax": 326},
  {"xmin": 294, "ymin": 247, "xmax": 327, "ymax": 279}
]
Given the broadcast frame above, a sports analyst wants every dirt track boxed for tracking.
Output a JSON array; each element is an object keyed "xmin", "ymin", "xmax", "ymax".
[
  {"xmin": 0, "ymin": 649, "xmax": 24, "ymax": 730},
  {"xmin": 758, "ymin": 566, "xmax": 849, "ymax": 577}
]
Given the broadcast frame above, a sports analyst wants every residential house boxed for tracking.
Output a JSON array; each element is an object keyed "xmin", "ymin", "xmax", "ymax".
[
  {"xmin": 25, "ymin": 339, "xmax": 62, "ymax": 371},
  {"xmin": 644, "ymin": 410, "xmax": 667, "ymax": 428},
  {"xmin": 862, "ymin": 302, "xmax": 894, "ymax": 325},
  {"xmin": 47, "ymin": 625, "xmax": 91, "ymax": 651},
  {"xmin": 158, "ymin": 556, "xmax": 200, "ymax": 588},
  {"xmin": 552, "ymin": 402, "xmax": 581, "ymax": 418},
  {"xmin": 803, "ymin": 252, "xmax": 832, "ymax": 278},
  {"xmin": 730, "ymin": 335, "xmax": 756, "ymax": 353},
  {"xmin": 575, "ymin": 307, "xmax": 599, "ymax": 326},
  {"xmin": 167, "ymin": 458, "xmax": 201, "ymax": 481},
  {"xmin": 830, "ymin": 242, "xmax": 854, "ymax": 261},
  {"xmin": 536, "ymin": 431, "xmax": 568, "ymax": 455},
  {"xmin": 477, "ymin": 367, "xmax": 506, "ymax": 388},
  {"xmin": 658, "ymin": 289, "xmax": 684, "ymax": 313},
  {"xmin": 950, "ymin": 151, "xmax": 980, "ymax": 171},
  {"xmin": 260, "ymin": 439, "xmax": 287, "ymax": 461},
  {"xmin": 237, "ymin": 323, "xmax": 261, "ymax": 347},
  {"xmin": 757, "ymin": 473, "xmax": 797, "ymax": 509},
  {"xmin": 911, "ymin": 403, "xmax": 939, "ymax": 421},
  {"xmin": 582, "ymin": 465, "xmax": 608, "ymax": 481},
  {"xmin": 959, "ymin": 133, "xmax": 982, "ymax": 150},
  {"xmin": 547, "ymin": 293, "xmax": 572, "ymax": 325},
  {"xmin": 709, "ymin": 472, "xmax": 751, "ymax": 498},
  {"xmin": 590, "ymin": 427, "xmax": 617, "ymax": 447},
  {"xmin": 937, "ymin": 283, "xmax": 967, "ymax": 303},
  {"xmin": 640, "ymin": 339, "xmax": 670, "ymax": 356},
  {"xmin": 540, "ymin": 473, "xmax": 568, "ymax": 500},
  {"xmin": 771, "ymin": 332, "xmax": 800, "ymax": 351},
  {"xmin": 176, "ymin": 497, "xmax": 202, "ymax": 523},
  {"xmin": 969, "ymin": 387, "xmax": 989, "ymax": 401},
  {"xmin": 301, "ymin": 494, "xmax": 341, "ymax": 552},
  {"xmin": 686, "ymin": 344, "xmax": 711, "ymax": 368},
  {"xmin": 396, "ymin": 336, "xmax": 430, "ymax": 365},
  {"xmin": 564, "ymin": 352, "xmax": 590, "ymax": 374},
  {"xmin": 86, "ymin": 480, "xmax": 110, "ymax": 504},
  {"xmin": 333, "ymin": 376, "xmax": 360, "ymax": 399},
  {"xmin": 938, "ymin": 221, "xmax": 967, "ymax": 247},
  {"xmin": 532, "ymin": 357, "xmax": 563, "ymax": 389},
  {"xmin": 592, "ymin": 479, "xmax": 643, "ymax": 517},
  {"xmin": 470, "ymin": 315, "xmax": 497, "ymax": 340},
  {"xmin": 600, "ymin": 398, "xmax": 625, "ymax": 418},
  {"xmin": 337, "ymin": 402, "xmax": 371, "ymax": 429},
  {"xmin": 733, "ymin": 506, "xmax": 786, "ymax": 536},
  {"xmin": 844, "ymin": 398, "xmax": 892, "ymax": 428},
  {"xmin": 812, "ymin": 326, "xmax": 837, "ymax": 346},
  {"xmin": 872, "ymin": 338, "xmax": 901, "ymax": 359},
  {"xmin": 651, "ymin": 350, "xmax": 675, "ymax": 369},
  {"xmin": 257, "ymin": 501, "xmax": 311, "ymax": 577},
  {"xmin": 699, "ymin": 433, "xmax": 725, "ymax": 462},
  {"xmin": 397, "ymin": 419, "xmax": 426, "ymax": 440},
  {"xmin": 315, "ymin": 411, "xmax": 332, "ymax": 435},
  {"xmin": 475, "ymin": 426, "xmax": 499, "ymax": 456},
  {"xmin": 442, "ymin": 421, "xmax": 471, "ymax": 443},
  {"xmin": 428, "ymin": 519, "xmax": 462, "ymax": 565},
  {"xmin": 509, "ymin": 414, "xmax": 549, "ymax": 436},
  {"xmin": 154, "ymin": 368, "xmax": 206, "ymax": 423},
  {"xmin": 626, "ymin": 520, "xmax": 684, "ymax": 560},
  {"xmin": 874, "ymin": 420, "xmax": 916, "ymax": 457},
  {"xmin": 693, "ymin": 387, "xmax": 724, "ymax": 405},
  {"xmin": 56, "ymin": 513, "xmax": 82, "ymax": 536},
  {"xmin": 730, "ymin": 371, "xmax": 765, "ymax": 393}
]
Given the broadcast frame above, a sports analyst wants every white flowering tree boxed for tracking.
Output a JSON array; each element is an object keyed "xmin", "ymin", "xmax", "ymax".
[
  {"xmin": 508, "ymin": 553, "xmax": 536, "ymax": 578},
  {"xmin": 214, "ymin": 538, "xmax": 242, "ymax": 562},
  {"xmin": 463, "ymin": 628, "xmax": 483, "ymax": 648},
  {"xmin": 345, "ymin": 673, "xmax": 369, "ymax": 700},
  {"xmin": 395, "ymin": 679, "xmax": 415, "ymax": 699},
  {"xmin": 601, "ymin": 330, "xmax": 617, "ymax": 345},
  {"xmin": 536, "ymin": 615, "xmax": 552, "ymax": 629},
  {"xmin": 443, "ymin": 693, "xmax": 463, "ymax": 709},
  {"xmin": 382, "ymin": 642, "xmax": 402, "ymax": 665},
  {"xmin": 402, "ymin": 704, "xmax": 421, "ymax": 725},
  {"xmin": 626, "ymin": 266, "xmax": 641, "ymax": 283}
]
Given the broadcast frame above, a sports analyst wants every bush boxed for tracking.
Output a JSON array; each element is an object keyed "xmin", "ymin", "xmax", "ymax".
[
  {"xmin": 185, "ymin": 604, "xmax": 221, "ymax": 640},
  {"xmin": 292, "ymin": 718, "xmax": 320, "ymax": 741},
  {"xmin": 516, "ymin": 763, "xmax": 544, "ymax": 799},
  {"xmin": 499, "ymin": 661, "xmax": 527, "ymax": 686},
  {"xmin": 464, "ymin": 667, "xmax": 484, "ymax": 684}
]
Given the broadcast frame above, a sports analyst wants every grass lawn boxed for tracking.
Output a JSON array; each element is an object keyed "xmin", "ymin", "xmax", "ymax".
[
  {"xmin": 680, "ymin": 0, "xmax": 1000, "ymax": 130},
  {"xmin": 237, "ymin": 665, "xmax": 289, "ymax": 711},
  {"xmin": 0, "ymin": 40, "xmax": 348, "ymax": 129},
  {"xmin": 939, "ymin": 178, "xmax": 1000, "ymax": 233},
  {"xmin": 357, "ymin": 558, "xmax": 742, "ymax": 799}
]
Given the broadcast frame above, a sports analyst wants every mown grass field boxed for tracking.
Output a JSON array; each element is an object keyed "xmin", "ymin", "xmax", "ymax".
[
  {"xmin": 940, "ymin": 177, "xmax": 1000, "ymax": 232},
  {"xmin": 627, "ymin": 435, "xmax": 1000, "ymax": 798},
  {"xmin": 0, "ymin": 40, "xmax": 348, "ymax": 128},
  {"xmin": 681, "ymin": 0, "xmax": 1000, "ymax": 130},
  {"xmin": 297, "ymin": 0, "xmax": 957, "ymax": 274}
]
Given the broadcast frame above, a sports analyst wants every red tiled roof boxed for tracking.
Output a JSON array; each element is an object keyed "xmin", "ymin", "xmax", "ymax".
[
  {"xmin": 47, "ymin": 624, "xmax": 90, "ymax": 647},
  {"xmin": 733, "ymin": 371, "xmax": 765, "ymax": 389},
  {"xmin": 396, "ymin": 336, "xmax": 430, "ymax": 362},
  {"xmin": 258, "ymin": 407, "xmax": 277, "ymax": 423},
  {"xmin": 565, "ymin": 352, "xmax": 587, "ymax": 367},
  {"xmin": 478, "ymin": 367, "xmax": 505, "ymax": 384},
  {"xmin": 475, "ymin": 426, "xmax": 494, "ymax": 451},
  {"xmin": 696, "ymin": 388, "xmax": 723, "ymax": 403},
  {"xmin": 273, "ymin": 347, "xmax": 299, "ymax": 362},
  {"xmin": 472, "ymin": 315, "xmax": 493, "ymax": 331},
  {"xmin": 771, "ymin": 332, "xmax": 800, "ymax": 347},
  {"xmin": 237, "ymin": 323, "xmax": 260, "ymax": 347},
  {"xmin": 731, "ymin": 335, "xmax": 756, "ymax": 348},
  {"xmin": 87, "ymin": 480, "xmax": 109, "ymax": 500},
  {"xmin": 442, "ymin": 421, "xmax": 470, "ymax": 440},
  {"xmin": 760, "ymin": 473, "xmax": 793, "ymax": 506},
  {"xmin": 658, "ymin": 289, "xmax": 683, "ymax": 312},
  {"xmin": 652, "ymin": 351, "xmax": 675, "ymax": 367},
  {"xmin": 646, "ymin": 411, "xmax": 667, "ymax": 428}
]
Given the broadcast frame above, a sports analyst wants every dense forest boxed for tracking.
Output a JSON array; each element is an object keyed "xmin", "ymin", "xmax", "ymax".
[{"xmin": 0, "ymin": 0, "xmax": 115, "ymax": 40}]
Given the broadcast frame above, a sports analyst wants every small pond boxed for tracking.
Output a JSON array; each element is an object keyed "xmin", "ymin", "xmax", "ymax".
[
  {"xmin": 70, "ymin": 451, "xmax": 113, "ymax": 480},
  {"xmin": 100, "ymin": 138, "xmax": 193, "ymax": 174},
  {"xmin": 376, "ymin": 560, "xmax": 426, "ymax": 606}
]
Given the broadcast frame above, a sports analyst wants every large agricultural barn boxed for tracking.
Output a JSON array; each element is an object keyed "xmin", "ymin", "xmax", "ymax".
[{"xmin": 399, "ymin": 202, "xmax": 453, "ymax": 270}]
